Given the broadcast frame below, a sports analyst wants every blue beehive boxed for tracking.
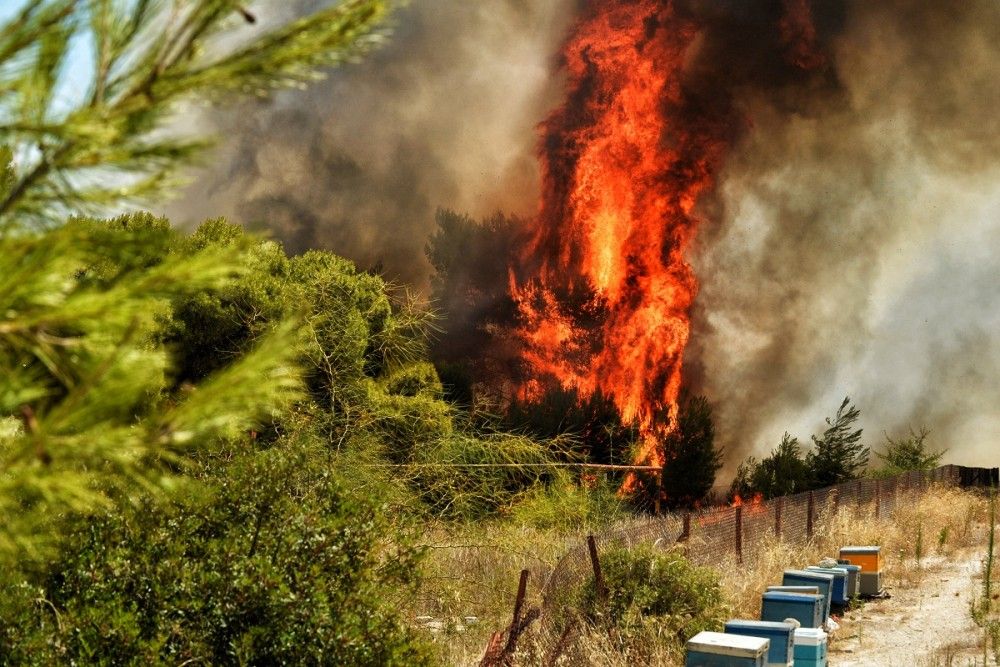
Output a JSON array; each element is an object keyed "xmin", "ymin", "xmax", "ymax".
[
  {"xmin": 724, "ymin": 620, "xmax": 795, "ymax": 667},
  {"xmin": 793, "ymin": 627, "xmax": 828, "ymax": 667},
  {"xmin": 836, "ymin": 562, "xmax": 861, "ymax": 599},
  {"xmin": 782, "ymin": 569, "xmax": 834, "ymax": 619},
  {"xmin": 805, "ymin": 566, "xmax": 849, "ymax": 606},
  {"xmin": 685, "ymin": 631, "xmax": 769, "ymax": 667},
  {"xmin": 760, "ymin": 591, "xmax": 824, "ymax": 628}
]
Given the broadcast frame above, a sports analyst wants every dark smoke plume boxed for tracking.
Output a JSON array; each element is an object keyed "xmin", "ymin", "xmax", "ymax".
[
  {"xmin": 168, "ymin": 0, "xmax": 1000, "ymax": 472},
  {"xmin": 167, "ymin": 0, "xmax": 575, "ymax": 289}
]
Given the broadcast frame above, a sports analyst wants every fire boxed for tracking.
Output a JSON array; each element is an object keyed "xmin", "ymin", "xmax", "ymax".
[
  {"xmin": 510, "ymin": 0, "xmax": 732, "ymax": 470},
  {"xmin": 731, "ymin": 492, "xmax": 765, "ymax": 509}
]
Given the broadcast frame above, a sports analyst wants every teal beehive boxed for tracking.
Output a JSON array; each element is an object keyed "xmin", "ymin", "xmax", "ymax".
[
  {"xmin": 793, "ymin": 627, "xmax": 828, "ymax": 667},
  {"xmin": 760, "ymin": 591, "xmax": 823, "ymax": 629},
  {"xmin": 805, "ymin": 566, "xmax": 849, "ymax": 606},
  {"xmin": 724, "ymin": 620, "xmax": 795, "ymax": 667},
  {"xmin": 782, "ymin": 570, "xmax": 834, "ymax": 619},
  {"xmin": 685, "ymin": 631, "xmax": 769, "ymax": 667}
]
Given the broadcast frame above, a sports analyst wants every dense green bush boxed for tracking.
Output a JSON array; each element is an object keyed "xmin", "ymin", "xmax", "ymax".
[
  {"xmin": 572, "ymin": 545, "xmax": 727, "ymax": 656},
  {"xmin": 0, "ymin": 439, "xmax": 433, "ymax": 666}
]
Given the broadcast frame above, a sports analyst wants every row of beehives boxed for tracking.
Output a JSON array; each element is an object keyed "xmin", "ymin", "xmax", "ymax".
[{"xmin": 684, "ymin": 545, "xmax": 884, "ymax": 667}]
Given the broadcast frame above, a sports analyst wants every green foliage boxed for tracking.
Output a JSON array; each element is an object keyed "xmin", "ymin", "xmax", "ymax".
[
  {"xmin": 873, "ymin": 427, "xmax": 945, "ymax": 477},
  {"xmin": 661, "ymin": 394, "xmax": 722, "ymax": 509},
  {"xmin": 573, "ymin": 544, "xmax": 727, "ymax": 656},
  {"xmin": 0, "ymin": 436, "xmax": 433, "ymax": 666},
  {"xmin": 508, "ymin": 472, "xmax": 627, "ymax": 530},
  {"xmin": 0, "ymin": 0, "xmax": 396, "ymax": 227},
  {"xmin": 0, "ymin": 213, "xmax": 300, "ymax": 561},
  {"xmin": 807, "ymin": 396, "xmax": 869, "ymax": 488},
  {"xmin": 730, "ymin": 433, "xmax": 810, "ymax": 500}
]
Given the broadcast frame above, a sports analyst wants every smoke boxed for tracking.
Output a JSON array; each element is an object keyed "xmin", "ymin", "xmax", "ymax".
[
  {"xmin": 166, "ymin": 0, "xmax": 575, "ymax": 289},
  {"xmin": 168, "ymin": 0, "xmax": 1000, "ymax": 472},
  {"xmin": 688, "ymin": 0, "xmax": 1000, "ymax": 472}
]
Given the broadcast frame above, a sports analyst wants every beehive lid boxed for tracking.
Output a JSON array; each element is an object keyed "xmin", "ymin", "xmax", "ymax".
[
  {"xmin": 784, "ymin": 569, "xmax": 834, "ymax": 583},
  {"xmin": 806, "ymin": 566, "xmax": 847, "ymax": 578},
  {"xmin": 687, "ymin": 631, "xmax": 769, "ymax": 657},
  {"xmin": 794, "ymin": 628, "xmax": 828, "ymax": 646},
  {"xmin": 763, "ymin": 591, "xmax": 821, "ymax": 603},
  {"xmin": 836, "ymin": 563, "xmax": 861, "ymax": 572},
  {"xmin": 840, "ymin": 545, "xmax": 880, "ymax": 554},
  {"xmin": 725, "ymin": 619, "xmax": 796, "ymax": 633},
  {"xmin": 767, "ymin": 585, "xmax": 820, "ymax": 594}
]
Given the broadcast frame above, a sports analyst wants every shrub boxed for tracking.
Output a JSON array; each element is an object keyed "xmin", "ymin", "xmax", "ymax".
[
  {"xmin": 572, "ymin": 544, "xmax": 727, "ymax": 658},
  {"xmin": 0, "ymin": 439, "xmax": 433, "ymax": 666}
]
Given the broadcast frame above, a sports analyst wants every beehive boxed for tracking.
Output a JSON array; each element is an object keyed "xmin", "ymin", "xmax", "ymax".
[
  {"xmin": 793, "ymin": 627, "xmax": 828, "ymax": 667},
  {"xmin": 782, "ymin": 570, "xmax": 834, "ymax": 619},
  {"xmin": 805, "ymin": 566, "xmax": 849, "ymax": 606},
  {"xmin": 835, "ymin": 561, "xmax": 861, "ymax": 599},
  {"xmin": 760, "ymin": 591, "xmax": 824, "ymax": 629},
  {"xmin": 724, "ymin": 620, "xmax": 795, "ymax": 667},
  {"xmin": 839, "ymin": 546, "xmax": 883, "ymax": 596},
  {"xmin": 685, "ymin": 631, "xmax": 769, "ymax": 667},
  {"xmin": 839, "ymin": 546, "xmax": 882, "ymax": 573}
]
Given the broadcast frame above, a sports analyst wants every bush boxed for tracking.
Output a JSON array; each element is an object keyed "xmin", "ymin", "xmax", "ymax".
[
  {"xmin": 0, "ymin": 439, "xmax": 433, "ymax": 666},
  {"xmin": 571, "ymin": 544, "xmax": 727, "ymax": 659},
  {"xmin": 509, "ymin": 473, "xmax": 627, "ymax": 530}
]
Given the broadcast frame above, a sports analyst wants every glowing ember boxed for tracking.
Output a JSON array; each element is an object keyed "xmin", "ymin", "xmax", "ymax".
[{"xmin": 510, "ymin": 0, "xmax": 732, "ymax": 470}]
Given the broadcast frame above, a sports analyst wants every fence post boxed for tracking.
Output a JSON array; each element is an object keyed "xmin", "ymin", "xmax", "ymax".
[
  {"xmin": 735, "ymin": 505, "xmax": 743, "ymax": 564},
  {"xmin": 586, "ymin": 535, "xmax": 608, "ymax": 604},
  {"xmin": 875, "ymin": 479, "xmax": 881, "ymax": 519},
  {"xmin": 775, "ymin": 496, "xmax": 783, "ymax": 539},
  {"xmin": 857, "ymin": 479, "xmax": 863, "ymax": 509},
  {"xmin": 807, "ymin": 491, "xmax": 815, "ymax": 540},
  {"xmin": 680, "ymin": 513, "xmax": 691, "ymax": 542},
  {"xmin": 833, "ymin": 486, "xmax": 840, "ymax": 515}
]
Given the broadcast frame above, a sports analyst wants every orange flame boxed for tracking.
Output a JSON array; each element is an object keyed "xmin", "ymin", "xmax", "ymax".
[{"xmin": 510, "ymin": 1, "xmax": 731, "ymax": 472}]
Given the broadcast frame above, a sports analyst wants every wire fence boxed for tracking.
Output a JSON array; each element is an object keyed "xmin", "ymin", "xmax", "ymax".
[{"xmin": 537, "ymin": 465, "xmax": 996, "ymax": 610}]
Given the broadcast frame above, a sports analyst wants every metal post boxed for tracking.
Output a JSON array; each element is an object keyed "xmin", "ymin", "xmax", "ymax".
[
  {"xmin": 807, "ymin": 491, "xmax": 815, "ymax": 540},
  {"xmin": 587, "ymin": 535, "xmax": 607, "ymax": 603},
  {"xmin": 735, "ymin": 505, "xmax": 744, "ymax": 564},
  {"xmin": 775, "ymin": 496, "xmax": 783, "ymax": 539}
]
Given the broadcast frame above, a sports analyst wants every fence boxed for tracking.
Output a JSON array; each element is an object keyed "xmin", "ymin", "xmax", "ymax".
[
  {"xmin": 537, "ymin": 465, "xmax": 995, "ymax": 608},
  {"xmin": 478, "ymin": 464, "xmax": 995, "ymax": 665}
]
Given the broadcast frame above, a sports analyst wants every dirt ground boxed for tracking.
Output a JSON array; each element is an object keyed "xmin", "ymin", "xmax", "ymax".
[{"xmin": 831, "ymin": 551, "xmax": 988, "ymax": 666}]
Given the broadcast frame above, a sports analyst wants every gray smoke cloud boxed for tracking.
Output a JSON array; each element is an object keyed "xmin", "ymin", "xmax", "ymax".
[
  {"xmin": 690, "ymin": 0, "xmax": 1000, "ymax": 473},
  {"xmin": 167, "ymin": 0, "xmax": 999, "ymax": 474},
  {"xmin": 166, "ymin": 0, "xmax": 575, "ymax": 288}
]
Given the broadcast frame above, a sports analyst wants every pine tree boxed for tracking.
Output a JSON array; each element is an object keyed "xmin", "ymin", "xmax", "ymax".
[
  {"xmin": 0, "ymin": 0, "xmax": 394, "ymax": 228},
  {"xmin": 0, "ymin": 155, "xmax": 302, "ymax": 560},
  {"xmin": 874, "ymin": 426, "xmax": 945, "ymax": 476},
  {"xmin": 807, "ymin": 396, "xmax": 869, "ymax": 487},
  {"xmin": 661, "ymin": 394, "xmax": 723, "ymax": 509}
]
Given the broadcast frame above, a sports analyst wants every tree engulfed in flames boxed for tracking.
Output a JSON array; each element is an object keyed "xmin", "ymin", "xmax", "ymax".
[{"xmin": 510, "ymin": 0, "xmax": 731, "ymax": 470}]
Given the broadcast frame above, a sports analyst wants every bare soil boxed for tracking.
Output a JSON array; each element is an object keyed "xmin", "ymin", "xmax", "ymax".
[{"xmin": 831, "ymin": 551, "xmax": 987, "ymax": 666}]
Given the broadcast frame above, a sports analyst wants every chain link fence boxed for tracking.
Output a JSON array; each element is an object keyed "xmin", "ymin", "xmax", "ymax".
[{"xmin": 535, "ymin": 464, "xmax": 996, "ymax": 623}]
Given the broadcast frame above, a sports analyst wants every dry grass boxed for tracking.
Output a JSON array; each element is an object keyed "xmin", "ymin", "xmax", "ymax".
[{"xmin": 413, "ymin": 484, "xmax": 992, "ymax": 666}]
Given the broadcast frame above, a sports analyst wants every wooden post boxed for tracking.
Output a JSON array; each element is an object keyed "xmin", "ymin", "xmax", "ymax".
[
  {"xmin": 680, "ymin": 513, "xmax": 691, "ymax": 542},
  {"xmin": 654, "ymin": 474, "xmax": 662, "ymax": 516},
  {"xmin": 832, "ymin": 487, "xmax": 840, "ymax": 514},
  {"xmin": 857, "ymin": 479, "xmax": 863, "ymax": 509},
  {"xmin": 511, "ymin": 569, "xmax": 529, "ymax": 629},
  {"xmin": 587, "ymin": 535, "xmax": 608, "ymax": 603},
  {"xmin": 774, "ymin": 496, "xmax": 783, "ymax": 539},
  {"xmin": 735, "ymin": 505, "xmax": 743, "ymax": 564},
  {"xmin": 875, "ymin": 479, "xmax": 881, "ymax": 519},
  {"xmin": 806, "ymin": 491, "xmax": 815, "ymax": 540}
]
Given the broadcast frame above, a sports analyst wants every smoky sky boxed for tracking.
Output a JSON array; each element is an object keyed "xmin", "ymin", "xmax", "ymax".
[
  {"xmin": 169, "ymin": 0, "xmax": 1000, "ymax": 473},
  {"xmin": 167, "ymin": 0, "xmax": 576, "ymax": 288}
]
